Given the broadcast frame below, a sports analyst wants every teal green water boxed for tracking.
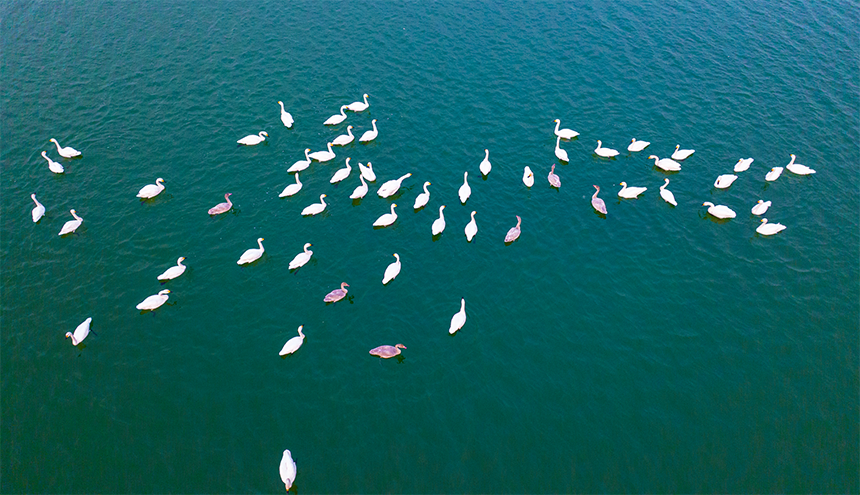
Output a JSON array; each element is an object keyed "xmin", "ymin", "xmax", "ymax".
[{"xmin": 2, "ymin": 1, "xmax": 858, "ymax": 493}]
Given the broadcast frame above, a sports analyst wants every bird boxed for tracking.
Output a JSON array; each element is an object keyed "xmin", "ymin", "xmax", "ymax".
[
  {"xmin": 465, "ymin": 211, "xmax": 478, "ymax": 242},
  {"xmin": 479, "ymin": 149, "xmax": 491, "ymax": 176},
  {"xmin": 237, "ymin": 131, "xmax": 268, "ymax": 146},
  {"xmin": 377, "ymin": 173, "xmax": 411, "ymax": 198},
  {"xmin": 323, "ymin": 105, "xmax": 348, "ymax": 125},
  {"xmin": 757, "ymin": 218, "xmax": 786, "ymax": 236},
  {"xmin": 301, "ymin": 194, "xmax": 327, "ymax": 216},
  {"xmin": 594, "ymin": 140, "xmax": 619, "ymax": 158},
  {"xmin": 547, "ymin": 164, "xmax": 561, "ymax": 188},
  {"xmin": 522, "ymin": 166, "xmax": 534, "ymax": 187},
  {"xmin": 288, "ymin": 243, "xmax": 313, "ymax": 270},
  {"xmin": 279, "ymin": 327, "xmax": 305, "ymax": 356},
  {"xmin": 279, "ymin": 449, "xmax": 297, "ymax": 491},
  {"xmin": 66, "ymin": 317, "xmax": 92, "ymax": 345},
  {"xmin": 648, "ymin": 155, "xmax": 681, "ymax": 172},
  {"xmin": 279, "ymin": 173, "xmax": 303, "ymax": 198},
  {"xmin": 458, "ymin": 172, "xmax": 471, "ymax": 204},
  {"xmin": 765, "ymin": 167, "xmax": 784, "ymax": 181},
  {"xmin": 618, "ymin": 182, "xmax": 647, "ymax": 199},
  {"xmin": 347, "ymin": 93, "xmax": 369, "ymax": 112},
  {"xmin": 324, "ymin": 282, "xmax": 349, "ymax": 303},
  {"xmin": 358, "ymin": 161, "xmax": 376, "ymax": 181},
  {"xmin": 628, "ymin": 139, "xmax": 650, "ymax": 152},
  {"xmin": 382, "ymin": 254, "xmax": 401, "ymax": 284},
  {"xmin": 734, "ymin": 158, "xmax": 754, "ymax": 172},
  {"xmin": 751, "ymin": 200, "xmax": 771, "ymax": 216},
  {"xmin": 208, "ymin": 193, "xmax": 233, "ymax": 215},
  {"xmin": 332, "ymin": 126, "xmax": 354, "ymax": 146},
  {"xmin": 330, "ymin": 157, "xmax": 352, "ymax": 183},
  {"xmin": 350, "ymin": 175, "xmax": 368, "ymax": 199},
  {"xmin": 359, "ymin": 120, "xmax": 378, "ymax": 143},
  {"xmin": 449, "ymin": 298, "xmax": 466, "ymax": 335},
  {"xmin": 591, "ymin": 185, "xmax": 607, "ymax": 214},
  {"xmin": 703, "ymin": 202, "xmax": 736, "ymax": 219},
  {"xmin": 553, "ymin": 119, "xmax": 579, "ymax": 139},
  {"xmin": 504, "ymin": 215, "xmax": 521, "ymax": 243},
  {"xmin": 659, "ymin": 178, "xmax": 677, "ymax": 206},
  {"xmin": 288, "ymin": 149, "xmax": 312, "ymax": 173},
  {"xmin": 554, "ymin": 136, "xmax": 569, "ymax": 162},
  {"xmin": 714, "ymin": 174, "xmax": 738, "ymax": 189},
  {"xmin": 413, "ymin": 182, "xmax": 431, "ymax": 209},
  {"xmin": 49, "ymin": 138, "xmax": 81, "ymax": 158},
  {"xmin": 58, "ymin": 209, "xmax": 83, "ymax": 235},
  {"xmin": 30, "ymin": 194, "xmax": 45, "ymax": 222},
  {"xmin": 370, "ymin": 343, "xmax": 406, "ymax": 358},
  {"xmin": 137, "ymin": 178, "xmax": 165, "ymax": 199},
  {"xmin": 432, "ymin": 205, "xmax": 446, "ymax": 235},
  {"xmin": 373, "ymin": 203, "xmax": 398, "ymax": 227},
  {"xmin": 157, "ymin": 257, "xmax": 187, "ymax": 281},
  {"xmin": 136, "ymin": 289, "xmax": 170, "ymax": 311},
  {"xmin": 671, "ymin": 145, "xmax": 695, "ymax": 160},
  {"xmin": 308, "ymin": 143, "xmax": 335, "ymax": 162},
  {"xmin": 786, "ymin": 154, "xmax": 816, "ymax": 175},
  {"xmin": 237, "ymin": 238, "xmax": 265, "ymax": 265},
  {"xmin": 40, "ymin": 151, "xmax": 64, "ymax": 174},
  {"xmin": 277, "ymin": 101, "xmax": 293, "ymax": 128}
]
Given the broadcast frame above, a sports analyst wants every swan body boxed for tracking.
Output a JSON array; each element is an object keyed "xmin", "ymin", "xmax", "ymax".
[
  {"xmin": 786, "ymin": 154, "xmax": 815, "ymax": 175},
  {"xmin": 277, "ymin": 101, "xmax": 294, "ymax": 128},
  {"xmin": 158, "ymin": 257, "xmax": 187, "ymax": 281},
  {"xmin": 377, "ymin": 173, "xmax": 411, "ymax": 198},
  {"xmin": 458, "ymin": 172, "xmax": 471, "ymax": 204},
  {"xmin": 279, "ymin": 173, "xmax": 303, "ymax": 197},
  {"xmin": 324, "ymin": 282, "xmax": 349, "ymax": 303},
  {"xmin": 671, "ymin": 145, "xmax": 695, "ymax": 160},
  {"xmin": 350, "ymin": 175, "xmax": 368, "ymax": 199},
  {"xmin": 347, "ymin": 93, "xmax": 369, "ymax": 112},
  {"xmin": 734, "ymin": 157, "xmax": 754, "ymax": 172},
  {"xmin": 301, "ymin": 194, "xmax": 328, "ymax": 216},
  {"xmin": 58, "ymin": 209, "xmax": 83, "ymax": 235},
  {"xmin": 548, "ymin": 164, "xmax": 561, "ymax": 188},
  {"xmin": 765, "ymin": 167, "xmax": 784, "ymax": 181},
  {"xmin": 648, "ymin": 155, "xmax": 681, "ymax": 172},
  {"xmin": 413, "ymin": 182, "xmax": 431, "ymax": 209},
  {"xmin": 431, "ymin": 205, "xmax": 446, "ymax": 235},
  {"xmin": 757, "ymin": 218, "xmax": 786, "ymax": 236},
  {"xmin": 359, "ymin": 120, "xmax": 378, "ymax": 143},
  {"xmin": 618, "ymin": 182, "xmax": 647, "ymax": 199},
  {"xmin": 237, "ymin": 131, "xmax": 268, "ymax": 146},
  {"xmin": 288, "ymin": 243, "xmax": 313, "ymax": 270},
  {"xmin": 288, "ymin": 149, "xmax": 312, "ymax": 173},
  {"xmin": 628, "ymin": 138, "xmax": 650, "ymax": 152},
  {"xmin": 308, "ymin": 143, "xmax": 335, "ymax": 162},
  {"xmin": 237, "ymin": 237, "xmax": 266, "ymax": 264},
  {"xmin": 382, "ymin": 253, "xmax": 401, "ymax": 284},
  {"xmin": 136, "ymin": 289, "xmax": 170, "ymax": 311},
  {"xmin": 505, "ymin": 215, "xmax": 521, "ymax": 243},
  {"xmin": 449, "ymin": 298, "xmax": 466, "ymax": 335},
  {"xmin": 523, "ymin": 166, "xmax": 534, "ymax": 187},
  {"xmin": 31, "ymin": 194, "xmax": 45, "ymax": 222},
  {"xmin": 554, "ymin": 136, "xmax": 569, "ymax": 162},
  {"xmin": 373, "ymin": 203, "xmax": 398, "ymax": 227},
  {"xmin": 66, "ymin": 317, "xmax": 92, "ymax": 345},
  {"xmin": 703, "ymin": 201, "xmax": 736, "ymax": 219},
  {"xmin": 659, "ymin": 178, "xmax": 677, "ymax": 206},
  {"xmin": 324, "ymin": 105, "xmax": 348, "ymax": 125},
  {"xmin": 370, "ymin": 343, "xmax": 406, "ymax": 358},
  {"xmin": 332, "ymin": 126, "xmax": 354, "ymax": 146},
  {"xmin": 279, "ymin": 326, "xmax": 305, "ymax": 356},
  {"xmin": 208, "ymin": 193, "xmax": 233, "ymax": 215},
  {"xmin": 595, "ymin": 140, "xmax": 619, "ymax": 158},
  {"xmin": 479, "ymin": 149, "xmax": 491, "ymax": 176},
  {"xmin": 358, "ymin": 162, "xmax": 376, "ymax": 181},
  {"xmin": 49, "ymin": 138, "xmax": 81, "ymax": 158},
  {"xmin": 465, "ymin": 211, "xmax": 478, "ymax": 242},
  {"xmin": 751, "ymin": 200, "xmax": 771, "ymax": 216},
  {"xmin": 553, "ymin": 119, "xmax": 579, "ymax": 139},
  {"xmin": 279, "ymin": 449, "xmax": 297, "ymax": 491},
  {"xmin": 591, "ymin": 185, "xmax": 607, "ymax": 214},
  {"xmin": 714, "ymin": 174, "xmax": 738, "ymax": 189},
  {"xmin": 137, "ymin": 178, "xmax": 165, "ymax": 199},
  {"xmin": 330, "ymin": 157, "xmax": 352, "ymax": 183},
  {"xmin": 40, "ymin": 151, "xmax": 64, "ymax": 174}
]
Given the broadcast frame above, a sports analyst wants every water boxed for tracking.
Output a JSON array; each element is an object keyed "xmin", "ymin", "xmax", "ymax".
[{"xmin": 2, "ymin": 1, "xmax": 858, "ymax": 492}]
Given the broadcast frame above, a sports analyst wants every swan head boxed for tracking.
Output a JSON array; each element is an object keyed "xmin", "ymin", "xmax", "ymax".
[
  {"xmin": 258, "ymin": 237, "xmax": 265, "ymax": 242},
  {"xmin": 156, "ymin": 178, "xmax": 164, "ymax": 184},
  {"xmin": 178, "ymin": 257, "xmax": 186, "ymax": 262},
  {"xmin": 347, "ymin": 125, "xmax": 353, "ymax": 130},
  {"xmin": 363, "ymin": 93, "xmax": 368, "ymax": 98},
  {"xmin": 371, "ymin": 119, "xmax": 377, "ymax": 124},
  {"xmin": 554, "ymin": 119, "xmax": 560, "ymax": 123},
  {"xmin": 31, "ymin": 193, "xmax": 37, "ymax": 200},
  {"xmin": 261, "ymin": 131, "xmax": 268, "ymax": 137},
  {"xmin": 304, "ymin": 243, "xmax": 312, "ymax": 249},
  {"xmin": 593, "ymin": 185, "xmax": 600, "ymax": 191},
  {"xmin": 396, "ymin": 343, "xmax": 406, "ymax": 349},
  {"xmin": 393, "ymin": 253, "xmax": 399, "ymax": 260},
  {"xmin": 620, "ymin": 181, "xmax": 627, "ymax": 187},
  {"xmin": 70, "ymin": 209, "xmax": 77, "ymax": 215},
  {"xmin": 440, "ymin": 205, "xmax": 446, "ymax": 211},
  {"xmin": 703, "ymin": 202, "xmax": 714, "ymax": 207},
  {"xmin": 675, "ymin": 145, "xmax": 681, "ymax": 150},
  {"xmin": 41, "ymin": 151, "xmax": 48, "ymax": 157},
  {"xmin": 50, "ymin": 138, "xmax": 58, "ymax": 144},
  {"xmin": 463, "ymin": 171, "xmax": 468, "ymax": 178},
  {"xmin": 278, "ymin": 100, "xmax": 283, "ymax": 105},
  {"xmin": 391, "ymin": 203, "xmax": 397, "ymax": 209},
  {"xmin": 320, "ymin": 194, "xmax": 327, "ymax": 199},
  {"xmin": 65, "ymin": 332, "xmax": 74, "ymax": 339},
  {"xmin": 471, "ymin": 210, "xmax": 476, "ymax": 218},
  {"xmin": 159, "ymin": 289, "xmax": 171, "ymax": 295}
]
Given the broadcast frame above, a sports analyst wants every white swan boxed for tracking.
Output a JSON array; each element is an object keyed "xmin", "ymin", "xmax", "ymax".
[
  {"xmin": 465, "ymin": 210, "xmax": 478, "ymax": 242},
  {"xmin": 757, "ymin": 218, "xmax": 786, "ymax": 236},
  {"xmin": 323, "ymin": 105, "xmax": 348, "ymax": 125},
  {"xmin": 136, "ymin": 289, "xmax": 170, "ymax": 311},
  {"xmin": 347, "ymin": 93, "xmax": 369, "ymax": 112},
  {"xmin": 358, "ymin": 161, "xmax": 376, "ymax": 181},
  {"xmin": 277, "ymin": 101, "xmax": 293, "ymax": 128},
  {"xmin": 714, "ymin": 174, "xmax": 738, "ymax": 189},
  {"xmin": 523, "ymin": 166, "xmax": 534, "ymax": 187},
  {"xmin": 31, "ymin": 194, "xmax": 45, "ymax": 222},
  {"xmin": 595, "ymin": 140, "xmax": 619, "ymax": 158},
  {"xmin": 413, "ymin": 181, "xmax": 431, "ymax": 209},
  {"xmin": 618, "ymin": 181, "xmax": 647, "ymax": 199},
  {"xmin": 66, "ymin": 317, "xmax": 92, "ymax": 345},
  {"xmin": 547, "ymin": 164, "xmax": 561, "ymax": 188},
  {"xmin": 137, "ymin": 178, "xmax": 165, "ymax": 199},
  {"xmin": 279, "ymin": 173, "xmax": 303, "ymax": 197},
  {"xmin": 308, "ymin": 143, "xmax": 335, "ymax": 162},
  {"xmin": 237, "ymin": 131, "xmax": 268, "ymax": 146},
  {"xmin": 301, "ymin": 195, "xmax": 328, "ymax": 216},
  {"xmin": 765, "ymin": 167, "xmax": 784, "ymax": 181},
  {"xmin": 280, "ymin": 449, "xmax": 297, "ymax": 491},
  {"xmin": 659, "ymin": 178, "xmax": 677, "ymax": 206},
  {"xmin": 330, "ymin": 157, "xmax": 352, "ymax": 183},
  {"xmin": 648, "ymin": 155, "xmax": 681, "ymax": 172},
  {"xmin": 734, "ymin": 158, "xmax": 754, "ymax": 172},
  {"xmin": 432, "ymin": 205, "xmax": 446, "ymax": 235},
  {"xmin": 554, "ymin": 136, "xmax": 569, "ymax": 162},
  {"xmin": 279, "ymin": 327, "xmax": 305, "ymax": 355},
  {"xmin": 350, "ymin": 175, "xmax": 368, "ymax": 199},
  {"xmin": 40, "ymin": 151, "xmax": 64, "ymax": 174},
  {"xmin": 377, "ymin": 173, "xmax": 411, "ymax": 198},
  {"xmin": 628, "ymin": 138, "xmax": 650, "ymax": 152},
  {"xmin": 157, "ymin": 257, "xmax": 187, "ymax": 280},
  {"xmin": 671, "ymin": 145, "xmax": 694, "ymax": 160},
  {"xmin": 237, "ymin": 237, "xmax": 266, "ymax": 264},
  {"xmin": 332, "ymin": 126, "xmax": 354, "ymax": 146},
  {"xmin": 479, "ymin": 149, "xmax": 491, "ymax": 176},
  {"xmin": 359, "ymin": 119, "xmax": 378, "ymax": 143},
  {"xmin": 382, "ymin": 253, "xmax": 401, "ymax": 285},
  {"xmin": 553, "ymin": 119, "xmax": 579, "ymax": 139},
  {"xmin": 458, "ymin": 171, "xmax": 471, "ymax": 204},
  {"xmin": 751, "ymin": 200, "xmax": 771, "ymax": 216},
  {"xmin": 58, "ymin": 209, "xmax": 83, "ymax": 235},
  {"xmin": 288, "ymin": 243, "xmax": 313, "ymax": 269},
  {"xmin": 49, "ymin": 138, "xmax": 81, "ymax": 158},
  {"xmin": 449, "ymin": 298, "xmax": 466, "ymax": 335},
  {"xmin": 373, "ymin": 203, "xmax": 398, "ymax": 227},
  {"xmin": 703, "ymin": 201, "xmax": 736, "ymax": 219},
  {"xmin": 786, "ymin": 154, "xmax": 816, "ymax": 175},
  {"xmin": 287, "ymin": 149, "xmax": 312, "ymax": 173}
]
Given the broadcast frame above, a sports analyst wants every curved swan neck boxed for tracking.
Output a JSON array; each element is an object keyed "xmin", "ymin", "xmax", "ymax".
[{"xmin": 515, "ymin": 216, "xmax": 521, "ymax": 228}]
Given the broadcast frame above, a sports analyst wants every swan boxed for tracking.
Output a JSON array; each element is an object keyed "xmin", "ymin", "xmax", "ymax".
[
  {"xmin": 734, "ymin": 158, "xmax": 754, "ymax": 172},
  {"xmin": 359, "ymin": 119, "xmax": 378, "ymax": 143},
  {"xmin": 553, "ymin": 119, "xmax": 579, "ymax": 139},
  {"xmin": 382, "ymin": 253, "xmax": 401, "ymax": 284},
  {"xmin": 208, "ymin": 193, "xmax": 233, "ymax": 215},
  {"xmin": 279, "ymin": 173, "xmax": 303, "ymax": 197},
  {"xmin": 137, "ymin": 178, "xmax": 165, "ymax": 199},
  {"xmin": 157, "ymin": 257, "xmax": 187, "ymax": 281},
  {"xmin": 350, "ymin": 175, "xmax": 368, "ymax": 199},
  {"xmin": 671, "ymin": 145, "xmax": 694, "ymax": 160},
  {"xmin": 49, "ymin": 138, "xmax": 81, "ymax": 158},
  {"xmin": 628, "ymin": 138, "xmax": 650, "ymax": 152},
  {"xmin": 751, "ymin": 200, "xmax": 771, "ymax": 216},
  {"xmin": 237, "ymin": 237, "xmax": 265, "ymax": 264},
  {"xmin": 347, "ymin": 93, "xmax": 369, "ymax": 112},
  {"xmin": 504, "ymin": 215, "xmax": 521, "ymax": 243},
  {"xmin": 377, "ymin": 173, "xmax": 411, "ymax": 198},
  {"xmin": 714, "ymin": 174, "xmax": 738, "ymax": 189},
  {"xmin": 279, "ymin": 449, "xmax": 297, "ymax": 491},
  {"xmin": 465, "ymin": 211, "xmax": 478, "ymax": 242},
  {"xmin": 591, "ymin": 185, "xmax": 607, "ymax": 214},
  {"xmin": 308, "ymin": 143, "xmax": 335, "ymax": 162},
  {"xmin": 323, "ymin": 105, "xmax": 348, "ymax": 125},
  {"xmin": 277, "ymin": 101, "xmax": 293, "ymax": 128},
  {"xmin": 765, "ymin": 167, "xmax": 784, "ymax": 181},
  {"xmin": 288, "ymin": 149, "xmax": 312, "ymax": 173},
  {"xmin": 40, "ymin": 151, "xmax": 64, "ymax": 174},
  {"xmin": 618, "ymin": 182, "xmax": 647, "ymax": 199},
  {"xmin": 523, "ymin": 166, "xmax": 534, "ymax": 187},
  {"xmin": 237, "ymin": 131, "xmax": 268, "ymax": 146},
  {"xmin": 330, "ymin": 157, "xmax": 352, "ymax": 183},
  {"xmin": 370, "ymin": 343, "xmax": 406, "ymax": 358},
  {"xmin": 786, "ymin": 154, "xmax": 816, "ymax": 175},
  {"xmin": 301, "ymin": 194, "xmax": 327, "ymax": 216},
  {"xmin": 31, "ymin": 194, "xmax": 45, "ymax": 222},
  {"xmin": 358, "ymin": 161, "xmax": 376, "ymax": 181},
  {"xmin": 757, "ymin": 218, "xmax": 786, "ymax": 236},
  {"xmin": 58, "ymin": 209, "xmax": 83, "ymax": 235},
  {"xmin": 479, "ymin": 149, "xmax": 491, "ymax": 176},
  {"xmin": 288, "ymin": 243, "xmax": 313, "ymax": 269},
  {"xmin": 547, "ymin": 164, "xmax": 561, "ymax": 188},
  {"xmin": 458, "ymin": 172, "xmax": 471, "ymax": 204},
  {"xmin": 136, "ymin": 289, "xmax": 170, "ymax": 311},
  {"xmin": 703, "ymin": 201, "xmax": 736, "ymax": 219},
  {"xmin": 66, "ymin": 317, "xmax": 92, "ymax": 345},
  {"xmin": 659, "ymin": 178, "xmax": 677, "ymax": 206},
  {"xmin": 324, "ymin": 282, "xmax": 349, "ymax": 303},
  {"xmin": 594, "ymin": 140, "xmax": 619, "ymax": 158},
  {"xmin": 648, "ymin": 155, "xmax": 681, "ymax": 172},
  {"xmin": 279, "ymin": 326, "xmax": 305, "ymax": 356},
  {"xmin": 431, "ymin": 205, "xmax": 446, "ymax": 235},
  {"xmin": 554, "ymin": 136, "xmax": 569, "ymax": 162},
  {"xmin": 413, "ymin": 181, "xmax": 431, "ymax": 209},
  {"xmin": 373, "ymin": 203, "xmax": 398, "ymax": 227},
  {"xmin": 332, "ymin": 126, "xmax": 354, "ymax": 146},
  {"xmin": 449, "ymin": 298, "xmax": 466, "ymax": 335}
]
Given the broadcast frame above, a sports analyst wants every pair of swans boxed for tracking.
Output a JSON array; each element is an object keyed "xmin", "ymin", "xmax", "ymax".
[
  {"xmin": 137, "ymin": 178, "xmax": 165, "ymax": 199},
  {"xmin": 237, "ymin": 131, "xmax": 268, "ymax": 145},
  {"xmin": 157, "ymin": 257, "xmax": 187, "ymax": 281},
  {"xmin": 377, "ymin": 173, "xmax": 411, "ymax": 198},
  {"xmin": 238, "ymin": 238, "xmax": 265, "ymax": 264},
  {"xmin": 137, "ymin": 289, "xmax": 170, "ymax": 311}
]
